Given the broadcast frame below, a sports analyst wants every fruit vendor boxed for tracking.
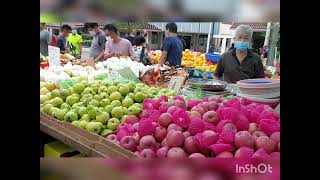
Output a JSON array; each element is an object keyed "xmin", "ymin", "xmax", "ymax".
[
  {"xmin": 40, "ymin": 23, "xmax": 52, "ymax": 56},
  {"xmin": 214, "ymin": 25, "xmax": 264, "ymax": 83},
  {"xmin": 103, "ymin": 24, "xmax": 135, "ymax": 59},
  {"xmin": 67, "ymin": 30, "xmax": 83, "ymax": 59},
  {"xmin": 158, "ymin": 22, "xmax": 183, "ymax": 68},
  {"xmin": 84, "ymin": 22, "xmax": 107, "ymax": 62},
  {"xmin": 56, "ymin": 24, "xmax": 72, "ymax": 54}
]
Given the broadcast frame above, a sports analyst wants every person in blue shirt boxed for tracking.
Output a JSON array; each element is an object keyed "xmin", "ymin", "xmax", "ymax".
[{"xmin": 158, "ymin": 22, "xmax": 183, "ymax": 68}]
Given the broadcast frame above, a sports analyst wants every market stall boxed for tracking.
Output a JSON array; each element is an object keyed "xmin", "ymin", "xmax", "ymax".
[{"xmin": 40, "ymin": 55, "xmax": 280, "ymax": 158}]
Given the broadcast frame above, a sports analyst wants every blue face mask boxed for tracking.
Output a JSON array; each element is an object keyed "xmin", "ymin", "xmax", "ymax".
[{"xmin": 235, "ymin": 41, "xmax": 250, "ymax": 51}]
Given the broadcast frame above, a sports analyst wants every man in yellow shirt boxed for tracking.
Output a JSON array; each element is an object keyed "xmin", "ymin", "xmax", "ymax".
[{"xmin": 67, "ymin": 30, "xmax": 83, "ymax": 58}]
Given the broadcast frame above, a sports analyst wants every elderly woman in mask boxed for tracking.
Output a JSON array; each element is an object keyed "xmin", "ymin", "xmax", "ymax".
[{"xmin": 214, "ymin": 24, "xmax": 264, "ymax": 83}]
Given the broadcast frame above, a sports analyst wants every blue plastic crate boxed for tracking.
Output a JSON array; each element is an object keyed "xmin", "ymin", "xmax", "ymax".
[
  {"xmin": 205, "ymin": 53, "xmax": 221, "ymax": 63},
  {"xmin": 187, "ymin": 68, "xmax": 214, "ymax": 79}
]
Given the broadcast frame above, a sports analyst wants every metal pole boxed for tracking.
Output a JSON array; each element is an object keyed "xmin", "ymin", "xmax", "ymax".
[
  {"xmin": 206, "ymin": 22, "xmax": 213, "ymax": 53},
  {"xmin": 267, "ymin": 22, "xmax": 280, "ymax": 66},
  {"xmin": 264, "ymin": 22, "xmax": 272, "ymax": 46}
]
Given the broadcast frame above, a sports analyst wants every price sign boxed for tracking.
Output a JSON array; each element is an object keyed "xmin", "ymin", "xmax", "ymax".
[
  {"xmin": 168, "ymin": 76, "xmax": 186, "ymax": 93},
  {"xmin": 48, "ymin": 46, "xmax": 61, "ymax": 66}
]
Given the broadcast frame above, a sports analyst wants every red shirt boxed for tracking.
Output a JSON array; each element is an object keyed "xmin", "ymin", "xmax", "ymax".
[{"xmin": 51, "ymin": 35, "xmax": 57, "ymax": 47}]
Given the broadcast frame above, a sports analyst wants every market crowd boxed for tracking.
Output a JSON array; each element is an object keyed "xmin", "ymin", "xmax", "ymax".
[{"xmin": 40, "ymin": 22, "xmax": 272, "ymax": 84}]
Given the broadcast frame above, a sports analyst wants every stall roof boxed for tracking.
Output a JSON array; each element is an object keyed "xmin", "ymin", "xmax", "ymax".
[
  {"xmin": 230, "ymin": 22, "xmax": 267, "ymax": 32},
  {"xmin": 45, "ymin": 22, "xmax": 162, "ymax": 31}
]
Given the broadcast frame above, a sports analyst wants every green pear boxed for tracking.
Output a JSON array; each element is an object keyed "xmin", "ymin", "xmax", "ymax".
[
  {"xmin": 100, "ymin": 129, "xmax": 113, "ymax": 136},
  {"xmin": 110, "ymin": 100, "xmax": 121, "ymax": 107},
  {"xmin": 43, "ymin": 104, "xmax": 54, "ymax": 114},
  {"xmin": 80, "ymin": 114, "xmax": 91, "ymax": 121},
  {"xmin": 136, "ymin": 83, "xmax": 145, "ymax": 88},
  {"xmin": 122, "ymin": 107, "xmax": 129, "ymax": 115},
  {"xmin": 51, "ymin": 89, "xmax": 61, "ymax": 98},
  {"xmin": 51, "ymin": 97, "xmax": 64, "ymax": 107},
  {"xmin": 71, "ymin": 93, "xmax": 81, "ymax": 99},
  {"xmin": 86, "ymin": 122, "xmax": 103, "ymax": 134},
  {"xmin": 77, "ymin": 107, "xmax": 88, "ymax": 117},
  {"xmin": 134, "ymin": 87, "xmax": 143, "ymax": 94},
  {"xmin": 66, "ymin": 95, "xmax": 80, "ymax": 106},
  {"xmin": 72, "ymin": 83, "xmax": 85, "ymax": 94},
  {"xmin": 119, "ymin": 85, "xmax": 130, "ymax": 96},
  {"xmin": 105, "ymin": 105, "xmax": 114, "ymax": 114},
  {"xmin": 80, "ymin": 94, "xmax": 93, "ymax": 104},
  {"xmin": 133, "ymin": 103, "xmax": 142, "ymax": 109},
  {"xmin": 127, "ymin": 83, "xmax": 136, "ymax": 92},
  {"xmin": 60, "ymin": 88, "xmax": 71, "ymax": 98},
  {"xmin": 60, "ymin": 103, "xmax": 71, "ymax": 111},
  {"xmin": 88, "ymin": 99, "xmax": 100, "ymax": 107},
  {"xmin": 53, "ymin": 109, "xmax": 67, "ymax": 120},
  {"xmin": 110, "ymin": 92, "xmax": 122, "ymax": 101},
  {"xmin": 134, "ymin": 92, "xmax": 146, "ymax": 103},
  {"xmin": 128, "ymin": 106, "xmax": 141, "ymax": 116},
  {"xmin": 127, "ymin": 93, "xmax": 135, "ymax": 100},
  {"xmin": 99, "ymin": 92, "xmax": 109, "ymax": 99},
  {"xmin": 100, "ymin": 98, "xmax": 111, "ymax": 107},
  {"xmin": 64, "ymin": 111, "xmax": 78, "ymax": 122},
  {"xmin": 71, "ymin": 120, "xmax": 80, "ymax": 127},
  {"xmin": 111, "ymin": 107, "xmax": 123, "ymax": 119},
  {"xmin": 88, "ymin": 106, "xmax": 98, "ymax": 120},
  {"xmin": 122, "ymin": 98, "xmax": 134, "ymax": 108},
  {"xmin": 112, "ymin": 80, "xmax": 121, "ymax": 86},
  {"xmin": 107, "ymin": 118, "xmax": 120, "ymax": 131},
  {"xmin": 107, "ymin": 86, "xmax": 118, "ymax": 95},
  {"xmin": 98, "ymin": 86, "xmax": 107, "ymax": 94},
  {"xmin": 40, "ymin": 87, "xmax": 50, "ymax": 95},
  {"xmin": 121, "ymin": 115, "xmax": 128, "ymax": 123},
  {"xmin": 90, "ymin": 83, "xmax": 99, "ymax": 93},
  {"xmin": 83, "ymin": 87, "xmax": 96, "ymax": 95},
  {"xmin": 40, "ymin": 95, "xmax": 50, "ymax": 104},
  {"xmin": 78, "ymin": 120, "xmax": 89, "ymax": 129},
  {"xmin": 94, "ymin": 94, "xmax": 103, "ymax": 101},
  {"xmin": 49, "ymin": 107, "xmax": 60, "ymax": 116},
  {"xmin": 45, "ymin": 82, "xmax": 56, "ymax": 91},
  {"xmin": 95, "ymin": 112, "xmax": 110, "ymax": 124}
]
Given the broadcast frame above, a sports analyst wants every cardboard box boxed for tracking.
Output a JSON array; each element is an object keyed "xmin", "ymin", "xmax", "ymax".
[{"xmin": 44, "ymin": 141, "xmax": 77, "ymax": 158}]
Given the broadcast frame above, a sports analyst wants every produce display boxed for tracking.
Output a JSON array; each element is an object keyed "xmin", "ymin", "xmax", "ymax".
[
  {"xmin": 148, "ymin": 49, "xmax": 217, "ymax": 72},
  {"xmin": 40, "ymin": 70, "xmax": 179, "ymax": 136},
  {"xmin": 110, "ymin": 96, "xmax": 280, "ymax": 159},
  {"xmin": 182, "ymin": 49, "xmax": 216, "ymax": 72}
]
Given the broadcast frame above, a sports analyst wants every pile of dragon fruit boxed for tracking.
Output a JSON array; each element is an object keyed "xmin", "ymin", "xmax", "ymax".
[{"xmin": 106, "ymin": 96, "xmax": 280, "ymax": 159}]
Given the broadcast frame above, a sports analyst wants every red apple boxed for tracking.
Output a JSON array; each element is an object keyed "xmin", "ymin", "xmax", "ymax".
[
  {"xmin": 161, "ymin": 138, "xmax": 169, "ymax": 147},
  {"xmin": 125, "ymin": 115, "xmax": 139, "ymax": 125},
  {"xmin": 159, "ymin": 102, "xmax": 171, "ymax": 113},
  {"xmin": 222, "ymin": 123, "xmax": 237, "ymax": 133},
  {"xmin": 216, "ymin": 151, "xmax": 234, "ymax": 158},
  {"xmin": 132, "ymin": 123, "xmax": 139, "ymax": 131},
  {"xmin": 270, "ymin": 132, "xmax": 280, "ymax": 144},
  {"xmin": 188, "ymin": 153, "xmax": 206, "ymax": 158},
  {"xmin": 202, "ymin": 111, "xmax": 219, "ymax": 125},
  {"xmin": 140, "ymin": 149, "xmax": 156, "ymax": 158},
  {"xmin": 248, "ymin": 123, "xmax": 258, "ymax": 133},
  {"xmin": 154, "ymin": 126, "xmax": 167, "ymax": 142},
  {"xmin": 159, "ymin": 113, "xmax": 173, "ymax": 128},
  {"xmin": 173, "ymin": 100, "xmax": 187, "ymax": 110},
  {"xmin": 106, "ymin": 134, "xmax": 118, "ymax": 143},
  {"xmin": 166, "ymin": 130, "xmax": 185, "ymax": 147},
  {"xmin": 184, "ymin": 136, "xmax": 199, "ymax": 154},
  {"xmin": 270, "ymin": 152, "xmax": 280, "ymax": 158},
  {"xmin": 183, "ymin": 131, "xmax": 191, "ymax": 138},
  {"xmin": 167, "ymin": 123, "xmax": 183, "ymax": 132},
  {"xmin": 234, "ymin": 147, "xmax": 254, "ymax": 158},
  {"xmin": 208, "ymin": 101, "xmax": 219, "ymax": 111},
  {"xmin": 167, "ymin": 147, "xmax": 187, "ymax": 158},
  {"xmin": 278, "ymin": 142, "xmax": 280, "ymax": 151},
  {"xmin": 139, "ymin": 110, "xmax": 152, "ymax": 119},
  {"xmin": 252, "ymin": 131, "xmax": 267, "ymax": 141},
  {"xmin": 167, "ymin": 106, "xmax": 180, "ymax": 114},
  {"xmin": 139, "ymin": 135, "xmax": 157, "ymax": 150},
  {"xmin": 202, "ymin": 130, "xmax": 217, "ymax": 138},
  {"xmin": 156, "ymin": 146, "xmax": 169, "ymax": 158},
  {"xmin": 132, "ymin": 132, "xmax": 140, "ymax": 143},
  {"xmin": 188, "ymin": 111, "xmax": 202, "ymax": 120},
  {"xmin": 191, "ymin": 106, "xmax": 205, "ymax": 116},
  {"xmin": 207, "ymin": 96, "xmax": 217, "ymax": 102},
  {"xmin": 235, "ymin": 131, "xmax": 255, "ymax": 149},
  {"xmin": 255, "ymin": 136, "xmax": 276, "ymax": 153},
  {"xmin": 120, "ymin": 136, "xmax": 137, "ymax": 151}
]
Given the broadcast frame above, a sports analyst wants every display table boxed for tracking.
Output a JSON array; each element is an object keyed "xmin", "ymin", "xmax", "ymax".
[{"xmin": 40, "ymin": 112, "xmax": 137, "ymax": 158}]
